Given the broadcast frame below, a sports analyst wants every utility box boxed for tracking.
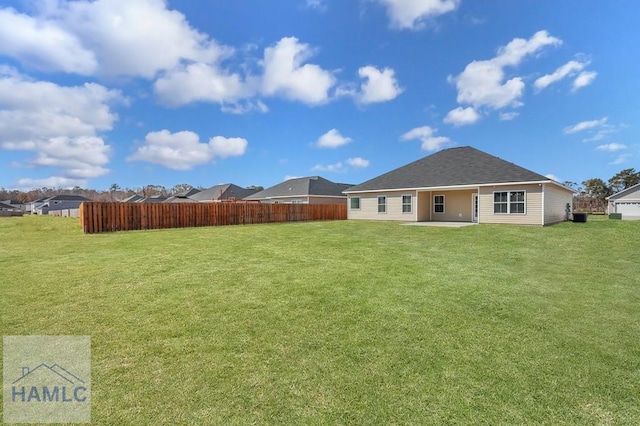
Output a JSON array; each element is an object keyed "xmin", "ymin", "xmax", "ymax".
[
  {"xmin": 609, "ymin": 213, "xmax": 622, "ymax": 220},
  {"xmin": 573, "ymin": 212, "xmax": 588, "ymax": 223}
]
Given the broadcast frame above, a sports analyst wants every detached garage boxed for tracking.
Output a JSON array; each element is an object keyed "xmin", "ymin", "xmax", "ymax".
[{"xmin": 607, "ymin": 183, "xmax": 640, "ymax": 220}]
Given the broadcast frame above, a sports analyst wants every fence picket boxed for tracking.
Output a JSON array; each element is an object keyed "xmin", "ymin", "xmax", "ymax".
[{"xmin": 79, "ymin": 202, "xmax": 346, "ymax": 233}]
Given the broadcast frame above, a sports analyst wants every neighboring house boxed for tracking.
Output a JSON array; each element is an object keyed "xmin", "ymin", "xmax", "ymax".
[
  {"xmin": 344, "ymin": 146, "xmax": 574, "ymax": 226},
  {"xmin": 188, "ymin": 184, "xmax": 258, "ymax": 202},
  {"xmin": 164, "ymin": 195, "xmax": 198, "ymax": 203},
  {"xmin": 33, "ymin": 195, "xmax": 91, "ymax": 215},
  {"xmin": 244, "ymin": 176, "xmax": 352, "ymax": 204},
  {"xmin": 0, "ymin": 201, "xmax": 15, "ymax": 210},
  {"xmin": 138, "ymin": 195, "xmax": 167, "ymax": 203},
  {"xmin": 120, "ymin": 195, "xmax": 144, "ymax": 203},
  {"xmin": 165, "ymin": 188, "xmax": 201, "ymax": 203},
  {"xmin": 176, "ymin": 188, "xmax": 201, "ymax": 197},
  {"xmin": 29, "ymin": 197, "xmax": 49, "ymax": 214},
  {"xmin": 0, "ymin": 201, "xmax": 23, "ymax": 216},
  {"xmin": 1, "ymin": 200, "xmax": 25, "ymax": 212},
  {"xmin": 606, "ymin": 183, "xmax": 640, "ymax": 220}
]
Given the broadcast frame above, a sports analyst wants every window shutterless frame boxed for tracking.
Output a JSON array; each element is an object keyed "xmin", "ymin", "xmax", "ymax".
[
  {"xmin": 433, "ymin": 194, "xmax": 445, "ymax": 214},
  {"xmin": 493, "ymin": 190, "xmax": 526, "ymax": 214},
  {"xmin": 350, "ymin": 197, "xmax": 360, "ymax": 210},
  {"xmin": 377, "ymin": 196, "xmax": 386, "ymax": 213},
  {"xmin": 402, "ymin": 194, "xmax": 412, "ymax": 213}
]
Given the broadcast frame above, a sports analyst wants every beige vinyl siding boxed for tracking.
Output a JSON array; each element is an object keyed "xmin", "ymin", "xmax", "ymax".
[
  {"xmin": 543, "ymin": 184, "xmax": 573, "ymax": 225},
  {"xmin": 308, "ymin": 196, "xmax": 348, "ymax": 205},
  {"xmin": 348, "ymin": 191, "xmax": 417, "ymax": 221},
  {"xmin": 479, "ymin": 184, "xmax": 543, "ymax": 225},
  {"xmin": 417, "ymin": 191, "xmax": 431, "ymax": 221},
  {"xmin": 430, "ymin": 189, "xmax": 475, "ymax": 222}
]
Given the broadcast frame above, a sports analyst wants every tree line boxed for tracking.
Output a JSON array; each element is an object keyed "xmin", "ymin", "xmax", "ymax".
[
  {"xmin": 0, "ymin": 183, "xmax": 264, "ymax": 203},
  {"xmin": 564, "ymin": 168, "xmax": 640, "ymax": 213}
]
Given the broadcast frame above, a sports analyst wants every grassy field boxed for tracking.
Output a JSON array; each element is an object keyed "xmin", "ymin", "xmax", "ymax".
[{"xmin": 1, "ymin": 215, "xmax": 639, "ymax": 424}]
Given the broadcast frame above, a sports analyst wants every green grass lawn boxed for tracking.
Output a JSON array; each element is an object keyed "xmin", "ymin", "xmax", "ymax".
[{"xmin": 1, "ymin": 215, "xmax": 639, "ymax": 424}]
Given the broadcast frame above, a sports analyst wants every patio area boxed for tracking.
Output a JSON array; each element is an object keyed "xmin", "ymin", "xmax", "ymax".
[{"xmin": 401, "ymin": 221, "xmax": 478, "ymax": 228}]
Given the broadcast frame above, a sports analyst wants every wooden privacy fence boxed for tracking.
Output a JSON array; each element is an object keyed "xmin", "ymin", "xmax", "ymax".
[{"xmin": 79, "ymin": 202, "xmax": 347, "ymax": 234}]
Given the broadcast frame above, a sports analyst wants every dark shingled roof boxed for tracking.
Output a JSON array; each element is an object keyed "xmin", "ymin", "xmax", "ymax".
[
  {"xmin": 120, "ymin": 195, "xmax": 144, "ymax": 202},
  {"xmin": 245, "ymin": 176, "xmax": 352, "ymax": 200},
  {"xmin": 176, "ymin": 188, "xmax": 201, "ymax": 197},
  {"xmin": 0, "ymin": 201, "xmax": 16, "ymax": 210},
  {"xmin": 45, "ymin": 194, "xmax": 91, "ymax": 201},
  {"xmin": 345, "ymin": 146, "xmax": 551, "ymax": 192},
  {"xmin": 189, "ymin": 184, "xmax": 258, "ymax": 201}
]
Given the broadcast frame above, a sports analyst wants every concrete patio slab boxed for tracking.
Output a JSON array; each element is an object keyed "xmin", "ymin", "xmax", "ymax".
[{"xmin": 401, "ymin": 222, "xmax": 477, "ymax": 228}]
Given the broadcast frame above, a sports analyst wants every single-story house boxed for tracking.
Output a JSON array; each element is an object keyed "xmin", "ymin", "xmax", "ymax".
[
  {"xmin": 1, "ymin": 200, "xmax": 25, "ymax": 212},
  {"xmin": 0, "ymin": 201, "xmax": 23, "ymax": 217},
  {"xmin": 33, "ymin": 195, "xmax": 91, "ymax": 215},
  {"xmin": 164, "ymin": 188, "xmax": 201, "ymax": 202},
  {"xmin": 29, "ymin": 197, "xmax": 49, "ymax": 213},
  {"xmin": 606, "ymin": 183, "xmax": 640, "ymax": 220},
  {"xmin": 344, "ymin": 146, "xmax": 574, "ymax": 226},
  {"xmin": 137, "ymin": 195, "xmax": 167, "ymax": 203},
  {"xmin": 120, "ymin": 195, "xmax": 144, "ymax": 203},
  {"xmin": 244, "ymin": 176, "xmax": 352, "ymax": 204},
  {"xmin": 188, "ymin": 184, "xmax": 258, "ymax": 202},
  {"xmin": 164, "ymin": 195, "xmax": 199, "ymax": 203},
  {"xmin": 0, "ymin": 201, "xmax": 15, "ymax": 210}
]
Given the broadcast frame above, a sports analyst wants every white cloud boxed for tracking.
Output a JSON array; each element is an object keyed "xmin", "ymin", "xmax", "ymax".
[
  {"xmin": 0, "ymin": 0, "xmax": 225, "ymax": 78},
  {"xmin": 499, "ymin": 111, "xmax": 520, "ymax": 121},
  {"xmin": 24, "ymin": 136, "xmax": 110, "ymax": 178},
  {"xmin": 209, "ymin": 136, "xmax": 248, "ymax": 158},
  {"xmin": 449, "ymin": 30, "xmax": 561, "ymax": 112},
  {"xmin": 56, "ymin": 0, "xmax": 223, "ymax": 78},
  {"xmin": 0, "ymin": 8, "xmax": 97, "ymax": 74},
  {"xmin": 312, "ymin": 162, "xmax": 344, "ymax": 172},
  {"xmin": 356, "ymin": 66, "xmax": 403, "ymax": 104},
  {"xmin": 545, "ymin": 174, "xmax": 560, "ymax": 182},
  {"xmin": 346, "ymin": 157, "xmax": 370, "ymax": 168},
  {"xmin": 154, "ymin": 62, "xmax": 250, "ymax": 107},
  {"xmin": 610, "ymin": 154, "xmax": 630, "ymax": 165},
  {"xmin": 443, "ymin": 106, "xmax": 480, "ymax": 126},
  {"xmin": 401, "ymin": 126, "xmax": 451, "ymax": 151},
  {"xmin": 220, "ymin": 100, "xmax": 269, "ymax": 115},
  {"xmin": 261, "ymin": 37, "xmax": 335, "ymax": 105},
  {"xmin": 376, "ymin": 0, "xmax": 459, "ymax": 30},
  {"xmin": 596, "ymin": 143, "xmax": 626, "ymax": 152},
  {"xmin": 572, "ymin": 71, "xmax": 597, "ymax": 92},
  {"xmin": 15, "ymin": 176, "xmax": 90, "ymax": 190},
  {"xmin": 127, "ymin": 130, "xmax": 247, "ymax": 170},
  {"xmin": 563, "ymin": 117, "xmax": 608, "ymax": 134},
  {"xmin": 534, "ymin": 60, "xmax": 588, "ymax": 91},
  {"xmin": 0, "ymin": 69, "xmax": 120, "ymax": 186},
  {"xmin": 312, "ymin": 157, "xmax": 370, "ymax": 172},
  {"xmin": 316, "ymin": 129, "xmax": 352, "ymax": 148},
  {"xmin": 305, "ymin": 0, "xmax": 327, "ymax": 11}
]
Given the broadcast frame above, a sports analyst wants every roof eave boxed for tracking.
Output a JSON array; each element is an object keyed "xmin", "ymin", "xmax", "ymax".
[{"xmin": 344, "ymin": 180, "xmax": 572, "ymax": 194}]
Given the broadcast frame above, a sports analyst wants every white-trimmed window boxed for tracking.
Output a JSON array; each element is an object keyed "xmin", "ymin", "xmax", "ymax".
[
  {"xmin": 350, "ymin": 197, "xmax": 360, "ymax": 210},
  {"xmin": 377, "ymin": 196, "xmax": 386, "ymax": 213},
  {"xmin": 434, "ymin": 195, "xmax": 445, "ymax": 214},
  {"xmin": 494, "ymin": 191, "xmax": 526, "ymax": 214},
  {"xmin": 402, "ymin": 195, "xmax": 412, "ymax": 213}
]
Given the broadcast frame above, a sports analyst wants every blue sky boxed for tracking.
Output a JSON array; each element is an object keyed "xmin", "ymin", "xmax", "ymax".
[{"xmin": 0, "ymin": 0, "xmax": 638, "ymax": 191}]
